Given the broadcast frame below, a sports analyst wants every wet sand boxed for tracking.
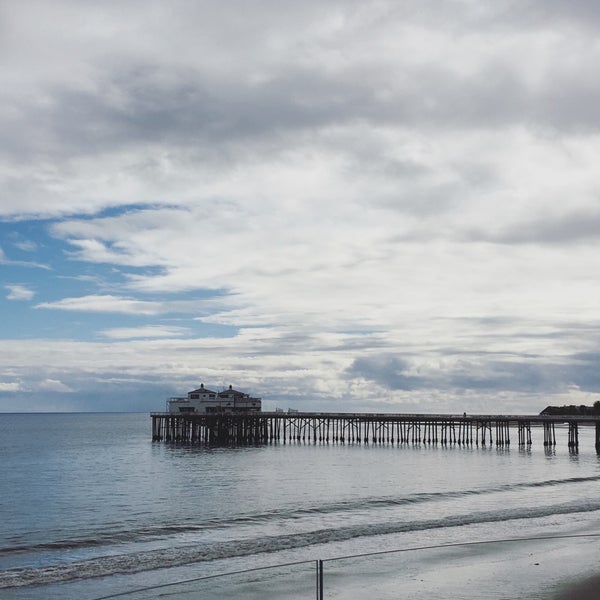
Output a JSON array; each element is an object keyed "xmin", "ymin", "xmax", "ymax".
[
  {"xmin": 322, "ymin": 533, "xmax": 600, "ymax": 600},
  {"xmin": 552, "ymin": 574, "xmax": 600, "ymax": 600}
]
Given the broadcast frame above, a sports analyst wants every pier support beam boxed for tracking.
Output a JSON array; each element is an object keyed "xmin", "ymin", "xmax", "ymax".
[
  {"xmin": 543, "ymin": 422, "xmax": 556, "ymax": 446},
  {"xmin": 567, "ymin": 422, "xmax": 579, "ymax": 449},
  {"xmin": 518, "ymin": 421, "xmax": 531, "ymax": 446},
  {"xmin": 495, "ymin": 421, "xmax": 510, "ymax": 446}
]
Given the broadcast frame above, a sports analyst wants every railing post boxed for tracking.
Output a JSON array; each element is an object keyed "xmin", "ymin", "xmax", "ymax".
[{"xmin": 316, "ymin": 559, "xmax": 324, "ymax": 600}]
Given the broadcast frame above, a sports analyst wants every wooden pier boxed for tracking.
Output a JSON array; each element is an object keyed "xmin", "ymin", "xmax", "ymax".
[{"xmin": 151, "ymin": 412, "xmax": 600, "ymax": 451}]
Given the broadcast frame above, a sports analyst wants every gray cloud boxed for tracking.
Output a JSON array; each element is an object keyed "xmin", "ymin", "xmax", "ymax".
[
  {"xmin": 518, "ymin": 1, "xmax": 600, "ymax": 28},
  {"xmin": 347, "ymin": 351, "xmax": 600, "ymax": 395},
  {"xmin": 7, "ymin": 56, "xmax": 598, "ymax": 164},
  {"xmin": 349, "ymin": 355, "xmax": 427, "ymax": 391},
  {"xmin": 464, "ymin": 209, "xmax": 600, "ymax": 245},
  {"xmin": 4, "ymin": 2, "xmax": 600, "ymax": 171}
]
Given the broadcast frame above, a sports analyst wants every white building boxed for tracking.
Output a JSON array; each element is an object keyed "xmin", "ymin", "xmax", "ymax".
[{"xmin": 167, "ymin": 384, "xmax": 262, "ymax": 414}]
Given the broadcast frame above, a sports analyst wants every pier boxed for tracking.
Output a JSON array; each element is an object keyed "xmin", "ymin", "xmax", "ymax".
[{"xmin": 151, "ymin": 412, "xmax": 600, "ymax": 451}]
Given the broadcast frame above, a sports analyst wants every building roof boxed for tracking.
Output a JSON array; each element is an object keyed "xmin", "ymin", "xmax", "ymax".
[
  {"xmin": 189, "ymin": 383, "xmax": 216, "ymax": 394},
  {"xmin": 218, "ymin": 384, "xmax": 247, "ymax": 397}
]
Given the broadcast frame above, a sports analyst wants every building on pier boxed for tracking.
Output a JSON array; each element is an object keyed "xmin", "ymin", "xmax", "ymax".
[{"xmin": 167, "ymin": 383, "xmax": 261, "ymax": 414}]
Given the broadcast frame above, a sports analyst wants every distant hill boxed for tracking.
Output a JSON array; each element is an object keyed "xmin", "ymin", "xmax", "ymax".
[{"xmin": 540, "ymin": 402, "xmax": 600, "ymax": 416}]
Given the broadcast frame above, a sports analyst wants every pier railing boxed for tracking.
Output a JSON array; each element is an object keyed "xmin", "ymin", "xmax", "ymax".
[
  {"xmin": 151, "ymin": 412, "xmax": 600, "ymax": 450},
  {"xmin": 93, "ymin": 533, "xmax": 600, "ymax": 600}
]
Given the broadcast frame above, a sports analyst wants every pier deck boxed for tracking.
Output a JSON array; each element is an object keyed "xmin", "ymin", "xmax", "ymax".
[{"xmin": 151, "ymin": 412, "xmax": 600, "ymax": 451}]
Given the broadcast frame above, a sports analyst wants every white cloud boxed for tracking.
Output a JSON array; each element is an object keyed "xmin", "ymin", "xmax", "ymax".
[
  {"xmin": 100, "ymin": 326, "xmax": 190, "ymax": 339},
  {"xmin": 0, "ymin": 382, "xmax": 22, "ymax": 392},
  {"xmin": 5, "ymin": 284, "xmax": 35, "ymax": 301},
  {"xmin": 0, "ymin": 246, "xmax": 51, "ymax": 269},
  {"xmin": 34, "ymin": 294, "xmax": 217, "ymax": 316},
  {"xmin": 35, "ymin": 295, "xmax": 168, "ymax": 315},
  {"xmin": 13, "ymin": 239, "xmax": 38, "ymax": 252},
  {"xmin": 37, "ymin": 379, "xmax": 74, "ymax": 393}
]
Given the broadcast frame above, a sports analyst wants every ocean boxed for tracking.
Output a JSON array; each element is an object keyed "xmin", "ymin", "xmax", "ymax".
[{"xmin": 1, "ymin": 412, "xmax": 600, "ymax": 599}]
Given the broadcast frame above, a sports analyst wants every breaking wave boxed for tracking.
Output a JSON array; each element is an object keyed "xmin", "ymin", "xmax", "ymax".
[{"xmin": 2, "ymin": 492, "xmax": 600, "ymax": 589}]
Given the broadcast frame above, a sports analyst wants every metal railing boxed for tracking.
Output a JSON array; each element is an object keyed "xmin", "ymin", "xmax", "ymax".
[{"xmin": 92, "ymin": 533, "xmax": 600, "ymax": 600}]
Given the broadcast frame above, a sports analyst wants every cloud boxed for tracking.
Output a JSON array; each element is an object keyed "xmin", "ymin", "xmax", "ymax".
[
  {"xmin": 100, "ymin": 326, "xmax": 190, "ymax": 339},
  {"xmin": 13, "ymin": 240, "xmax": 37, "ymax": 252},
  {"xmin": 0, "ymin": 246, "xmax": 51, "ymax": 269},
  {"xmin": 464, "ymin": 207, "xmax": 600, "ymax": 245},
  {"xmin": 5, "ymin": 284, "xmax": 35, "ymax": 301},
  {"xmin": 3, "ymin": 1, "xmax": 600, "ymax": 220},
  {"xmin": 34, "ymin": 295, "xmax": 170, "ymax": 315},
  {"xmin": 0, "ymin": 382, "xmax": 22, "ymax": 392},
  {"xmin": 37, "ymin": 379, "xmax": 74, "ymax": 393},
  {"xmin": 347, "ymin": 351, "xmax": 600, "ymax": 396},
  {"xmin": 34, "ymin": 294, "xmax": 222, "ymax": 319},
  {"xmin": 349, "ymin": 355, "xmax": 422, "ymax": 391},
  {"xmin": 3, "ymin": 1, "xmax": 600, "ymax": 412}
]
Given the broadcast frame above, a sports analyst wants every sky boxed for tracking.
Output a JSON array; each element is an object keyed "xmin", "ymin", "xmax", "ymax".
[{"xmin": 2, "ymin": 0, "xmax": 600, "ymax": 413}]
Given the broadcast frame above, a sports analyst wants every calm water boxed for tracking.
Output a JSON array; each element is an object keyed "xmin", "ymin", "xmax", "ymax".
[{"xmin": 1, "ymin": 413, "xmax": 600, "ymax": 599}]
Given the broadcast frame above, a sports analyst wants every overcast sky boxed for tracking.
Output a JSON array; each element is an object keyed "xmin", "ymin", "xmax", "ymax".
[{"xmin": 2, "ymin": 0, "xmax": 600, "ymax": 413}]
